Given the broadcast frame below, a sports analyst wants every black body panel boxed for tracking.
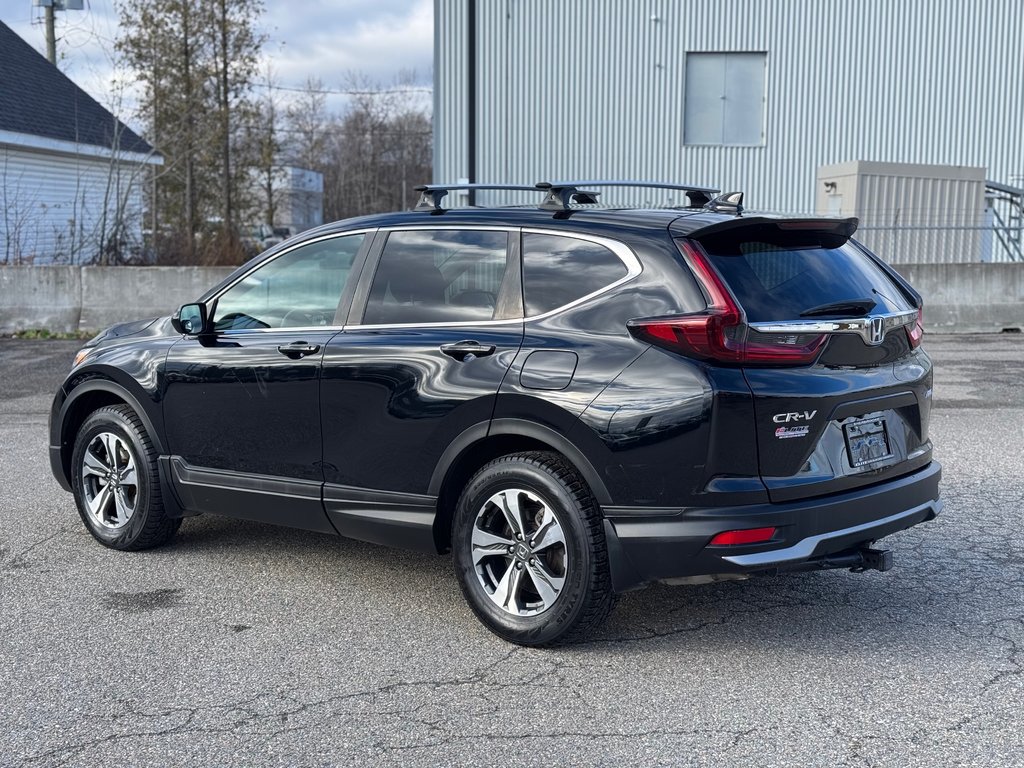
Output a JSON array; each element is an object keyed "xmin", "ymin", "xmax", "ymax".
[{"xmin": 321, "ymin": 325, "xmax": 524, "ymax": 494}]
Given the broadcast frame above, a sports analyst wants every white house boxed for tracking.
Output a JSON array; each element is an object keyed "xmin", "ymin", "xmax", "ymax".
[{"xmin": 0, "ymin": 21, "xmax": 161, "ymax": 264}]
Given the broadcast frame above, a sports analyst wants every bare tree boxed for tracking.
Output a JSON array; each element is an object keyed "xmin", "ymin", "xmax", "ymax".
[
  {"xmin": 117, "ymin": 0, "xmax": 265, "ymax": 264},
  {"xmin": 248, "ymin": 65, "xmax": 284, "ymax": 229},
  {"xmin": 319, "ymin": 72, "xmax": 432, "ymax": 221},
  {"xmin": 284, "ymin": 77, "xmax": 329, "ymax": 171}
]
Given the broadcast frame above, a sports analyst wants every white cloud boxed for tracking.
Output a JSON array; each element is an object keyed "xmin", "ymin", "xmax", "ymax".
[{"xmin": 0, "ymin": 0, "xmax": 434, "ymax": 125}]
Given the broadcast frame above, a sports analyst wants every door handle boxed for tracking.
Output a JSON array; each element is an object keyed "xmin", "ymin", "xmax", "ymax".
[
  {"xmin": 440, "ymin": 340, "xmax": 496, "ymax": 361},
  {"xmin": 277, "ymin": 342, "xmax": 321, "ymax": 359}
]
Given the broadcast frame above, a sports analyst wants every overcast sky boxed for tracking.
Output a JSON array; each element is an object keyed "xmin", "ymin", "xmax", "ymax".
[{"xmin": 0, "ymin": 0, "xmax": 434, "ymax": 124}]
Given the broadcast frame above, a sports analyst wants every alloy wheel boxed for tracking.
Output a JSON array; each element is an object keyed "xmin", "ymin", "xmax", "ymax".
[
  {"xmin": 80, "ymin": 431, "xmax": 139, "ymax": 530},
  {"xmin": 471, "ymin": 488, "xmax": 569, "ymax": 617}
]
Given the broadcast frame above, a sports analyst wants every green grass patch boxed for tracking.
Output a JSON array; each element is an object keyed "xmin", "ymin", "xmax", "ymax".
[{"xmin": 7, "ymin": 329, "xmax": 95, "ymax": 340}]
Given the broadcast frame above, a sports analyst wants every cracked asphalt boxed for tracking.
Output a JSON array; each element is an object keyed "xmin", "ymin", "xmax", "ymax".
[{"xmin": 1, "ymin": 334, "xmax": 1022, "ymax": 766}]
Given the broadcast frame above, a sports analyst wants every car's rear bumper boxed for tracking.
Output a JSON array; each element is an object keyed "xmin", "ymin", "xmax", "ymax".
[{"xmin": 603, "ymin": 461, "xmax": 942, "ymax": 591}]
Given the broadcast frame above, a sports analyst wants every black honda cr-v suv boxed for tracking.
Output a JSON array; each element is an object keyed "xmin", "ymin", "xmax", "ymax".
[{"xmin": 49, "ymin": 182, "xmax": 941, "ymax": 645}]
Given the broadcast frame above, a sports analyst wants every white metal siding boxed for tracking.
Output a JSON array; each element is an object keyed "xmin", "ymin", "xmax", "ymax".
[
  {"xmin": 0, "ymin": 145, "xmax": 147, "ymax": 264},
  {"xmin": 435, "ymin": 0, "xmax": 1024, "ymax": 212}
]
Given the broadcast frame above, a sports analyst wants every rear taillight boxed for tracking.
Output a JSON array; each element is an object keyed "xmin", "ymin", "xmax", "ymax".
[
  {"xmin": 626, "ymin": 241, "xmax": 826, "ymax": 366},
  {"xmin": 906, "ymin": 308, "xmax": 924, "ymax": 349}
]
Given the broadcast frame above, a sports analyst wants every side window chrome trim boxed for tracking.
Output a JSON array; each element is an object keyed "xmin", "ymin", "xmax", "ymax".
[
  {"xmin": 346, "ymin": 227, "xmax": 642, "ymax": 331},
  {"xmin": 211, "ymin": 326, "xmax": 343, "ymax": 336},
  {"xmin": 379, "ymin": 225, "xmax": 520, "ymax": 233},
  {"xmin": 347, "ymin": 318, "xmax": 525, "ymax": 331}
]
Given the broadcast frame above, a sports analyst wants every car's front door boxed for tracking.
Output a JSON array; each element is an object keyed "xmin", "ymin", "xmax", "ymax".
[
  {"xmin": 320, "ymin": 227, "xmax": 524, "ymax": 550},
  {"xmin": 161, "ymin": 230, "xmax": 372, "ymax": 532}
]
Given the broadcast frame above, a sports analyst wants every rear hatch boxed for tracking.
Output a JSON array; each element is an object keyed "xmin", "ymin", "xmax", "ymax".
[{"xmin": 631, "ymin": 217, "xmax": 932, "ymax": 503}]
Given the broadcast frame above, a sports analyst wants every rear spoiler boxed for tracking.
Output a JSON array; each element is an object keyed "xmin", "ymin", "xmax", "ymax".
[{"xmin": 680, "ymin": 216, "xmax": 859, "ymax": 243}]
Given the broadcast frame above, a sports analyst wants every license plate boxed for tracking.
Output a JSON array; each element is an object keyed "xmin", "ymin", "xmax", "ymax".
[{"xmin": 844, "ymin": 417, "xmax": 893, "ymax": 468}]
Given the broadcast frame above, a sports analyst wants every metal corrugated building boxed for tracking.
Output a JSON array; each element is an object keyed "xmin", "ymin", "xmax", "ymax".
[{"xmin": 433, "ymin": 0, "xmax": 1024, "ymax": 214}]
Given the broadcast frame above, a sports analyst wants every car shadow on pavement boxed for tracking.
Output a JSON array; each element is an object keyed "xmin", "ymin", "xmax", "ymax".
[{"xmin": 153, "ymin": 513, "xmax": 964, "ymax": 655}]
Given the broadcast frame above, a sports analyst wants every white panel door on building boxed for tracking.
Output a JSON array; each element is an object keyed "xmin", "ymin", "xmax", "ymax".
[{"xmin": 684, "ymin": 51, "xmax": 767, "ymax": 146}]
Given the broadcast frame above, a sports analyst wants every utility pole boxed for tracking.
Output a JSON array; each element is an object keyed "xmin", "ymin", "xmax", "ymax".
[
  {"xmin": 35, "ymin": 0, "xmax": 84, "ymax": 67},
  {"xmin": 44, "ymin": 4, "xmax": 55, "ymax": 64}
]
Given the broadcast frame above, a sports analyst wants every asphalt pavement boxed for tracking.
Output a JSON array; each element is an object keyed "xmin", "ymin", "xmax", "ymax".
[{"xmin": 1, "ymin": 334, "xmax": 1022, "ymax": 766}]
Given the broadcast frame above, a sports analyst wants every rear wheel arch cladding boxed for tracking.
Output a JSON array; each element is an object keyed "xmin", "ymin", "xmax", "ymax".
[{"xmin": 431, "ymin": 421, "xmax": 613, "ymax": 552}]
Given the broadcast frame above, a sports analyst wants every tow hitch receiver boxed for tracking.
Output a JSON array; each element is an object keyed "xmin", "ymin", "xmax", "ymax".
[{"xmin": 851, "ymin": 547, "xmax": 893, "ymax": 573}]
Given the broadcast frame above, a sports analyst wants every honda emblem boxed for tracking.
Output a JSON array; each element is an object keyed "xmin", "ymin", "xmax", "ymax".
[{"xmin": 868, "ymin": 317, "xmax": 885, "ymax": 345}]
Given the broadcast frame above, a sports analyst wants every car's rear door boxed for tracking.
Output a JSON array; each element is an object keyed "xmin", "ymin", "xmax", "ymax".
[
  {"xmin": 320, "ymin": 226, "xmax": 524, "ymax": 550},
  {"xmin": 684, "ymin": 221, "xmax": 932, "ymax": 503}
]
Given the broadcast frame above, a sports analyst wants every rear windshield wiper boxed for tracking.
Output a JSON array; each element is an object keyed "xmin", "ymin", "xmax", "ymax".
[{"xmin": 799, "ymin": 298, "xmax": 876, "ymax": 318}]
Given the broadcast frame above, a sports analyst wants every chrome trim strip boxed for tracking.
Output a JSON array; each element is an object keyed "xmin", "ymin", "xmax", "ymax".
[
  {"xmin": 721, "ymin": 502, "xmax": 934, "ymax": 567},
  {"xmin": 373, "ymin": 224, "xmax": 521, "ymax": 232},
  {"xmin": 214, "ymin": 326, "xmax": 341, "ymax": 336},
  {"xmin": 749, "ymin": 309, "xmax": 918, "ymax": 346},
  {"xmin": 346, "ymin": 318, "xmax": 524, "ymax": 331},
  {"xmin": 749, "ymin": 309, "xmax": 917, "ymax": 348}
]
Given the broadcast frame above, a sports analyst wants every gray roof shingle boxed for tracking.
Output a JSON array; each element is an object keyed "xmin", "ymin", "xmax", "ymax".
[{"xmin": 0, "ymin": 21, "xmax": 154, "ymax": 156}]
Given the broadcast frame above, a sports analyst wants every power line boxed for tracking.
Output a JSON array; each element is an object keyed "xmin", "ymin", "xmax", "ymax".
[{"xmin": 253, "ymin": 82, "xmax": 432, "ymax": 97}]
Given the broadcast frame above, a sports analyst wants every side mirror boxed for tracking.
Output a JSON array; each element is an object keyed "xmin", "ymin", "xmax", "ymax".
[{"xmin": 172, "ymin": 302, "xmax": 209, "ymax": 335}]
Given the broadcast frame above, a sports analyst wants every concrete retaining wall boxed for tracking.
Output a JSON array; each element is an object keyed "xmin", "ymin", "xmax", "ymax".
[
  {"xmin": 0, "ymin": 266, "xmax": 235, "ymax": 334},
  {"xmin": 0, "ymin": 263, "xmax": 1021, "ymax": 334},
  {"xmin": 892, "ymin": 263, "xmax": 1024, "ymax": 333}
]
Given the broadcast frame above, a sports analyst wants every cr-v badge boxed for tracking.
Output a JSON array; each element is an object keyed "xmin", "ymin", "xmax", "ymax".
[{"xmin": 773, "ymin": 410, "xmax": 817, "ymax": 423}]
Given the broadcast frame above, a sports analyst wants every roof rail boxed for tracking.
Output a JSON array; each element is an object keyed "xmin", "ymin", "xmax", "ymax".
[
  {"xmin": 414, "ymin": 184, "xmax": 537, "ymax": 212},
  {"xmin": 413, "ymin": 180, "xmax": 725, "ymax": 212},
  {"xmin": 542, "ymin": 180, "xmax": 720, "ymax": 208},
  {"xmin": 534, "ymin": 182, "xmax": 602, "ymax": 211}
]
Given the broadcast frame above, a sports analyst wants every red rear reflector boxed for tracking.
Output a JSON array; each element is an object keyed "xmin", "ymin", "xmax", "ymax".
[
  {"xmin": 709, "ymin": 527, "xmax": 777, "ymax": 546},
  {"xmin": 906, "ymin": 308, "xmax": 924, "ymax": 349}
]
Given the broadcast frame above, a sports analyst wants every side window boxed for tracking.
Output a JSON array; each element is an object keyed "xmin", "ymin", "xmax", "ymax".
[
  {"xmin": 213, "ymin": 233, "xmax": 364, "ymax": 331},
  {"xmin": 362, "ymin": 230, "xmax": 510, "ymax": 325},
  {"xmin": 522, "ymin": 233, "xmax": 629, "ymax": 316}
]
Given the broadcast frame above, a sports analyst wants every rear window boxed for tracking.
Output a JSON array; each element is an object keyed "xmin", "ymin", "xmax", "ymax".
[{"xmin": 697, "ymin": 237, "xmax": 912, "ymax": 322}]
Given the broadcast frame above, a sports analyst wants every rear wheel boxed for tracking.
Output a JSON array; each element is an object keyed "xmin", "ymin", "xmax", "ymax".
[
  {"xmin": 71, "ymin": 404, "xmax": 180, "ymax": 550},
  {"xmin": 452, "ymin": 451, "xmax": 614, "ymax": 645}
]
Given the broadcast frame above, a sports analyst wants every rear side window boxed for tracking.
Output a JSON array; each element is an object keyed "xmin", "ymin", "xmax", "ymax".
[
  {"xmin": 362, "ymin": 230, "xmax": 511, "ymax": 325},
  {"xmin": 698, "ymin": 237, "xmax": 913, "ymax": 322},
  {"xmin": 522, "ymin": 233, "xmax": 628, "ymax": 316}
]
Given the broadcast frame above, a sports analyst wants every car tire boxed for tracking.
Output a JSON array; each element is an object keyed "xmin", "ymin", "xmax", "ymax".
[
  {"xmin": 453, "ymin": 451, "xmax": 614, "ymax": 646},
  {"xmin": 70, "ymin": 404, "xmax": 181, "ymax": 550}
]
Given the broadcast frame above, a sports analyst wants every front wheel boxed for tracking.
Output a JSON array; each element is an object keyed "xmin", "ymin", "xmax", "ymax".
[
  {"xmin": 452, "ymin": 451, "xmax": 614, "ymax": 646},
  {"xmin": 71, "ymin": 404, "xmax": 180, "ymax": 550}
]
